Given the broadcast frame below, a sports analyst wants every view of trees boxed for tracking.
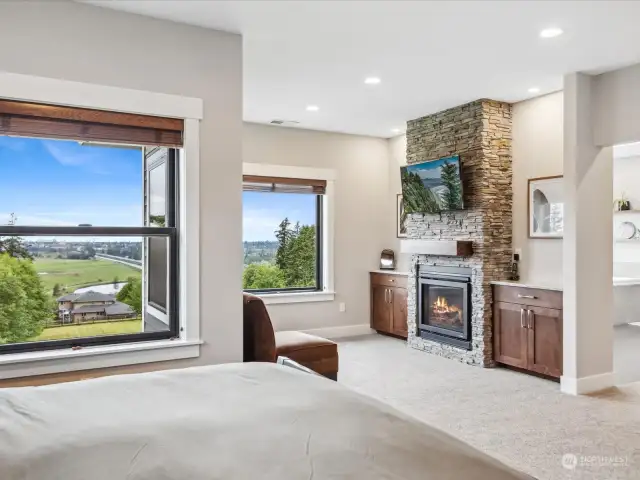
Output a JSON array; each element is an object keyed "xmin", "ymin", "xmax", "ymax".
[
  {"xmin": 401, "ymin": 159, "xmax": 463, "ymax": 214},
  {"xmin": 0, "ymin": 213, "xmax": 32, "ymax": 260},
  {"xmin": 401, "ymin": 169, "xmax": 441, "ymax": 214},
  {"xmin": 243, "ymin": 240, "xmax": 278, "ymax": 266},
  {"xmin": 440, "ymin": 161, "xmax": 463, "ymax": 210},
  {"xmin": 242, "ymin": 263, "xmax": 286, "ymax": 289},
  {"xmin": 0, "ymin": 253, "xmax": 50, "ymax": 344},
  {"xmin": 242, "ymin": 217, "xmax": 316, "ymax": 290},
  {"xmin": 116, "ymin": 276, "xmax": 143, "ymax": 315}
]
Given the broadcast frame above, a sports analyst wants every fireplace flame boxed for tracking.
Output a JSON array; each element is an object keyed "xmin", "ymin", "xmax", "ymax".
[{"xmin": 432, "ymin": 296, "xmax": 461, "ymax": 314}]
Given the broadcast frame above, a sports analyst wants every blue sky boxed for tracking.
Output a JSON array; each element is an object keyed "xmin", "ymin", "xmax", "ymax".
[
  {"xmin": 0, "ymin": 136, "xmax": 142, "ymax": 227},
  {"xmin": 0, "ymin": 135, "xmax": 316, "ymax": 242},
  {"xmin": 243, "ymin": 191, "xmax": 316, "ymax": 242}
]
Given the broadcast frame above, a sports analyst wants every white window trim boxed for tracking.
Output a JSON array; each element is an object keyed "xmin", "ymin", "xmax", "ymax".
[
  {"xmin": 0, "ymin": 72, "xmax": 203, "ymax": 380},
  {"xmin": 242, "ymin": 162, "xmax": 336, "ymax": 304}
]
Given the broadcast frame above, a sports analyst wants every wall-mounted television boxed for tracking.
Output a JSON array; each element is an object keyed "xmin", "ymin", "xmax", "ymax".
[{"xmin": 400, "ymin": 155, "xmax": 464, "ymax": 214}]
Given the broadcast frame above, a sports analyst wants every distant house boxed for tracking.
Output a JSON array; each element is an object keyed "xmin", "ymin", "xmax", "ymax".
[{"xmin": 57, "ymin": 291, "xmax": 136, "ymax": 324}]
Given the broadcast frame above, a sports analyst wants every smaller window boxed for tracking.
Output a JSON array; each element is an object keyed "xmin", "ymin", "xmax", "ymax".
[{"xmin": 242, "ymin": 175, "xmax": 324, "ymax": 294}]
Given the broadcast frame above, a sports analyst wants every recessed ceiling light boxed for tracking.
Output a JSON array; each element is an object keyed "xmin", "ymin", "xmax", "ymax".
[
  {"xmin": 540, "ymin": 27, "xmax": 563, "ymax": 38},
  {"xmin": 306, "ymin": 105, "xmax": 319, "ymax": 112},
  {"xmin": 391, "ymin": 128, "xmax": 401, "ymax": 134},
  {"xmin": 365, "ymin": 77, "xmax": 381, "ymax": 85},
  {"xmin": 528, "ymin": 87, "xmax": 540, "ymax": 94}
]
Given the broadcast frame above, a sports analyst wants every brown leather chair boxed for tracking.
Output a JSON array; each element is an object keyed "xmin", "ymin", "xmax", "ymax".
[{"xmin": 243, "ymin": 293, "xmax": 339, "ymax": 380}]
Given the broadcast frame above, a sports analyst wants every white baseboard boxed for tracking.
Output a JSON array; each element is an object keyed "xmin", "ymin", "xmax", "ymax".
[
  {"xmin": 300, "ymin": 324, "xmax": 374, "ymax": 340},
  {"xmin": 561, "ymin": 372, "xmax": 615, "ymax": 395}
]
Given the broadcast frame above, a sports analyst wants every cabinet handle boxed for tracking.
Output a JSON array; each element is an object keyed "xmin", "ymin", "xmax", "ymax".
[
  {"xmin": 384, "ymin": 289, "xmax": 387, "ymax": 303},
  {"xmin": 517, "ymin": 294, "xmax": 537, "ymax": 299},
  {"xmin": 520, "ymin": 308, "xmax": 525, "ymax": 328},
  {"xmin": 388, "ymin": 288, "xmax": 392, "ymax": 304},
  {"xmin": 528, "ymin": 309, "xmax": 533, "ymax": 329}
]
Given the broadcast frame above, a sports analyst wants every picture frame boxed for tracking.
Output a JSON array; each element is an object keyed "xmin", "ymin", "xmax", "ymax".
[
  {"xmin": 397, "ymin": 194, "xmax": 407, "ymax": 238},
  {"xmin": 528, "ymin": 175, "xmax": 564, "ymax": 239}
]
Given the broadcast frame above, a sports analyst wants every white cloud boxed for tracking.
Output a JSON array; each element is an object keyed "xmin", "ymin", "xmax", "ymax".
[
  {"xmin": 42, "ymin": 140, "xmax": 111, "ymax": 175},
  {"xmin": 242, "ymin": 207, "xmax": 312, "ymax": 242},
  {"xmin": 243, "ymin": 209, "xmax": 282, "ymax": 242}
]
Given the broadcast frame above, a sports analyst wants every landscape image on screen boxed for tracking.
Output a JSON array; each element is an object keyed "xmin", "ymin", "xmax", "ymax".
[{"xmin": 400, "ymin": 155, "xmax": 463, "ymax": 214}]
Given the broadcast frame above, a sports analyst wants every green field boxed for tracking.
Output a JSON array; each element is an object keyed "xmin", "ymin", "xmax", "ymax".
[
  {"xmin": 30, "ymin": 319, "xmax": 143, "ymax": 341},
  {"xmin": 34, "ymin": 258, "xmax": 141, "ymax": 295}
]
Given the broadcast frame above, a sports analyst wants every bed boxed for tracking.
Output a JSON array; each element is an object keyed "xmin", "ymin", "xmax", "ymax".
[{"xmin": 0, "ymin": 362, "xmax": 531, "ymax": 479}]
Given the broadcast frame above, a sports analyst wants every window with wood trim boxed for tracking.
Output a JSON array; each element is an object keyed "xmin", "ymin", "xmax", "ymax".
[
  {"xmin": 0, "ymin": 100, "xmax": 180, "ymax": 353},
  {"xmin": 242, "ymin": 175, "xmax": 324, "ymax": 293}
]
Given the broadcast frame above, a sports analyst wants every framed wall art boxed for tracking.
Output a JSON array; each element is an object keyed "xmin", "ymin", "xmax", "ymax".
[
  {"xmin": 528, "ymin": 175, "xmax": 564, "ymax": 239},
  {"xmin": 397, "ymin": 194, "xmax": 407, "ymax": 238}
]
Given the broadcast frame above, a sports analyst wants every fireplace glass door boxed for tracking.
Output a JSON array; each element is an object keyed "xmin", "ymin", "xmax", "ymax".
[{"xmin": 420, "ymin": 279, "xmax": 469, "ymax": 339}]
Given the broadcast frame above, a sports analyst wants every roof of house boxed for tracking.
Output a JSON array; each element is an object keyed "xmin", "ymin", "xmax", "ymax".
[
  {"xmin": 71, "ymin": 301, "xmax": 134, "ymax": 316},
  {"xmin": 57, "ymin": 293, "xmax": 80, "ymax": 302},
  {"xmin": 105, "ymin": 302, "xmax": 135, "ymax": 316},
  {"xmin": 71, "ymin": 304, "xmax": 106, "ymax": 314},
  {"xmin": 58, "ymin": 291, "xmax": 115, "ymax": 303}
]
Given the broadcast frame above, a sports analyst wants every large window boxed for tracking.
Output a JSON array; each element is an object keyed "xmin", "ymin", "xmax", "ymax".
[
  {"xmin": 242, "ymin": 175, "xmax": 324, "ymax": 293},
  {"xmin": 0, "ymin": 100, "xmax": 181, "ymax": 353}
]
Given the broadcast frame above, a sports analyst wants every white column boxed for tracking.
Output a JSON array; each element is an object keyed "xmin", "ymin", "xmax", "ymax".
[{"xmin": 562, "ymin": 73, "xmax": 614, "ymax": 394}]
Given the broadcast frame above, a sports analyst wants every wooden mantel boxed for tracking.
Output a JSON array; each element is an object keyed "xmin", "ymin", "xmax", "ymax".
[{"xmin": 399, "ymin": 239, "xmax": 473, "ymax": 257}]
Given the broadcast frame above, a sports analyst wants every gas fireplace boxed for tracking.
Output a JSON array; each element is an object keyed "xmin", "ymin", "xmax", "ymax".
[{"xmin": 417, "ymin": 265, "xmax": 472, "ymax": 350}]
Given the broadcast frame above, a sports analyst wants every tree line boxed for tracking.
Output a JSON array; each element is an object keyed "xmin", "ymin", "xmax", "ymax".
[{"xmin": 243, "ymin": 218, "xmax": 316, "ymax": 290}]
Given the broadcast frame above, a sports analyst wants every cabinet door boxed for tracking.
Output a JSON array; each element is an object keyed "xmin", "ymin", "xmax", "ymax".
[
  {"xmin": 527, "ymin": 306, "xmax": 562, "ymax": 378},
  {"xmin": 391, "ymin": 287, "xmax": 408, "ymax": 338},
  {"xmin": 371, "ymin": 285, "xmax": 392, "ymax": 333},
  {"xmin": 493, "ymin": 302, "xmax": 528, "ymax": 369}
]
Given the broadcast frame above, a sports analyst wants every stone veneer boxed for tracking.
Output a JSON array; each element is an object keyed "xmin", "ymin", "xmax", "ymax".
[{"xmin": 405, "ymin": 99, "xmax": 512, "ymax": 366}]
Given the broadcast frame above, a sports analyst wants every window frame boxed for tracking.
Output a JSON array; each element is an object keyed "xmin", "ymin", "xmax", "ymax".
[
  {"xmin": 243, "ymin": 193, "xmax": 324, "ymax": 295},
  {"xmin": 242, "ymin": 163, "xmax": 336, "ymax": 304},
  {"xmin": 0, "ymin": 224, "xmax": 179, "ymax": 355},
  {"xmin": 0, "ymin": 72, "xmax": 203, "ymax": 380},
  {"xmin": 144, "ymin": 147, "xmax": 178, "ymax": 317}
]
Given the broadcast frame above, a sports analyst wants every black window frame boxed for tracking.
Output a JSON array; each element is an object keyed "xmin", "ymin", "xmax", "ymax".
[
  {"xmin": 243, "ymin": 193, "xmax": 324, "ymax": 295},
  {"xmin": 144, "ymin": 147, "xmax": 177, "ymax": 314},
  {"xmin": 0, "ymin": 149, "xmax": 180, "ymax": 355}
]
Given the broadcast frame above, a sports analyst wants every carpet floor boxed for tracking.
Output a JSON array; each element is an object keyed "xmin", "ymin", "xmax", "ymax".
[{"xmin": 337, "ymin": 334, "xmax": 640, "ymax": 480}]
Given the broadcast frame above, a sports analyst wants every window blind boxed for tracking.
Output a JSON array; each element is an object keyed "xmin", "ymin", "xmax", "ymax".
[
  {"xmin": 0, "ymin": 99, "xmax": 183, "ymax": 147},
  {"xmin": 242, "ymin": 175, "xmax": 326, "ymax": 194}
]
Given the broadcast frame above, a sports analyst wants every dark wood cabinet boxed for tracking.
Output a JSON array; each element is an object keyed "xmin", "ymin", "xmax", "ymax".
[
  {"xmin": 371, "ymin": 272, "xmax": 408, "ymax": 338},
  {"xmin": 371, "ymin": 284, "xmax": 392, "ymax": 332},
  {"xmin": 527, "ymin": 305, "xmax": 563, "ymax": 378},
  {"xmin": 493, "ymin": 301, "xmax": 528, "ymax": 369},
  {"xmin": 492, "ymin": 285, "xmax": 562, "ymax": 379}
]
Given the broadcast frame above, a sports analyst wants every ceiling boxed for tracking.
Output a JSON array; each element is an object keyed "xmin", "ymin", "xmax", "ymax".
[{"xmin": 84, "ymin": 1, "xmax": 640, "ymax": 138}]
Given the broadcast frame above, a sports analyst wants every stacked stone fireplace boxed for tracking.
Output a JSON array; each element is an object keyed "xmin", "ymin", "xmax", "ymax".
[{"xmin": 405, "ymin": 99, "xmax": 513, "ymax": 366}]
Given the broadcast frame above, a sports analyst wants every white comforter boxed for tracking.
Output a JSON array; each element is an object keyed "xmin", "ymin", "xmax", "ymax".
[{"xmin": 0, "ymin": 363, "xmax": 531, "ymax": 480}]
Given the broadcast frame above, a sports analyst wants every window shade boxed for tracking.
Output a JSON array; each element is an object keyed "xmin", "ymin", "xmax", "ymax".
[
  {"xmin": 0, "ymin": 99, "xmax": 183, "ymax": 147},
  {"xmin": 243, "ymin": 175, "xmax": 326, "ymax": 194}
]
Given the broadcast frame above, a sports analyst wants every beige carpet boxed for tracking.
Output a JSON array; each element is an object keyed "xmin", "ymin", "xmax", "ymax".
[{"xmin": 337, "ymin": 335, "xmax": 640, "ymax": 480}]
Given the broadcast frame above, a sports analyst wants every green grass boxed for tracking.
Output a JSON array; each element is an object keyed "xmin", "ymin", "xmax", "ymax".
[
  {"xmin": 30, "ymin": 319, "xmax": 143, "ymax": 341},
  {"xmin": 33, "ymin": 258, "xmax": 141, "ymax": 295}
]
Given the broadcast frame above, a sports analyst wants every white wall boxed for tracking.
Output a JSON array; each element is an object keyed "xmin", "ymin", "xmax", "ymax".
[
  {"xmin": 563, "ymin": 72, "xmax": 614, "ymax": 394},
  {"xmin": 512, "ymin": 92, "xmax": 564, "ymax": 286},
  {"xmin": 593, "ymin": 63, "xmax": 640, "ymax": 147},
  {"xmin": 386, "ymin": 134, "xmax": 412, "ymax": 272},
  {"xmin": 243, "ymin": 123, "xmax": 389, "ymax": 332},
  {"xmin": 0, "ymin": 2, "xmax": 244, "ymax": 369}
]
